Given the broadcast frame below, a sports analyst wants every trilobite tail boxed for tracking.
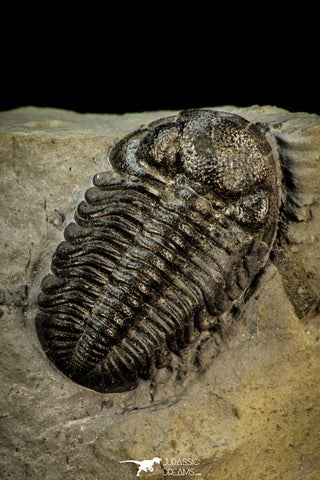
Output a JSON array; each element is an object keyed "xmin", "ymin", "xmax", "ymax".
[
  {"xmin": 66, "ymin": 269, "xmax": 200, "ymax": 393},
  {"xmin": 70, "ymin": 315, "xmax": 169, "ymax": 393},
  {"xmin": 80, "ymin": 277, "xmax": 203, "ymax": 393}
]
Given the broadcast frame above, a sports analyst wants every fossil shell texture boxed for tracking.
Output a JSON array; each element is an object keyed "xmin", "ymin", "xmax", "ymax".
[{"xmin": 35, "ymin": 109, "xmax": 280, "ymax": 393}]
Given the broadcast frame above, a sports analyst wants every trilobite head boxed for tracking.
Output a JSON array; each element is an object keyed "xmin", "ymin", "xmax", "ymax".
[
  {"xmin": 110, "ymin": 109, "xmax": 274, "ymax": 197},
  {"xmin": 178, "ymin": 109, "xmax": 272, "ymax": 195}
]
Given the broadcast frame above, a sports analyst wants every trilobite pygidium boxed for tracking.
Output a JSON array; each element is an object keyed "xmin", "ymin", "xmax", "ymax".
[{"xmin": 36, "ymin": 109, "xmax": 280, "ymax": 393}]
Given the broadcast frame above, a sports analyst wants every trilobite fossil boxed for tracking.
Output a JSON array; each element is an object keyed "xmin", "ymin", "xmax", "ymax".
[{"xmin": 36, "ymin": 109, "xmax": 280, "ymax": 393}]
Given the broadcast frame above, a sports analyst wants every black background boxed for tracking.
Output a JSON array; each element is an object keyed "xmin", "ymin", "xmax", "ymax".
[
  {"xmin": 1, "ymin": 22, "xmax": 318, "ymax": 116},
  {"xmin": 2, "ymin": 69, "xmax": 318, "ymax": 116},
  {"xmin": 2, "ymin": 79, "xmax": 318, "ymax": 115}
]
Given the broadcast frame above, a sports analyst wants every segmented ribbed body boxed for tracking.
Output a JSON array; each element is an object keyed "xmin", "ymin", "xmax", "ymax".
[{"xmin": 36, "ymin": 109, "xmax": 280, "ymax": 393}]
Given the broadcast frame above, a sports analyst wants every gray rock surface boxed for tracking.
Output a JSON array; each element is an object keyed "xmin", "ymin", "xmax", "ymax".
[{"xmin": 1, "ymin": 106, "xmax": 320, "ymax": 479}]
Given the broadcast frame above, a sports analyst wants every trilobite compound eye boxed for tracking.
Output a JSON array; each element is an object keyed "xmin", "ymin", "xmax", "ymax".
[
  {"xmin": 179, "ymin": 110, "xmax": 272, "ymax": 195},
  {"xmin": 135, "ymin": 122, "xmax": 181, "ymax": 175},
  {"xmin": 109, "ymin": 129, "xmax": 147, "ymax": 177}
]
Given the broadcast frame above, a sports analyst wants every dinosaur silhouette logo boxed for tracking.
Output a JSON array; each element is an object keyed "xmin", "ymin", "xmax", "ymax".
[{"xmin": 119, "ymin": 456, "xmax": 162, "ymax": 476}]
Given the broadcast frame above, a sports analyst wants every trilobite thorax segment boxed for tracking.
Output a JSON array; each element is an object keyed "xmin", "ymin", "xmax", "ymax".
[{"xmin": 36, "ymin": 109, "xmax": 280, "ymax": 393}]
